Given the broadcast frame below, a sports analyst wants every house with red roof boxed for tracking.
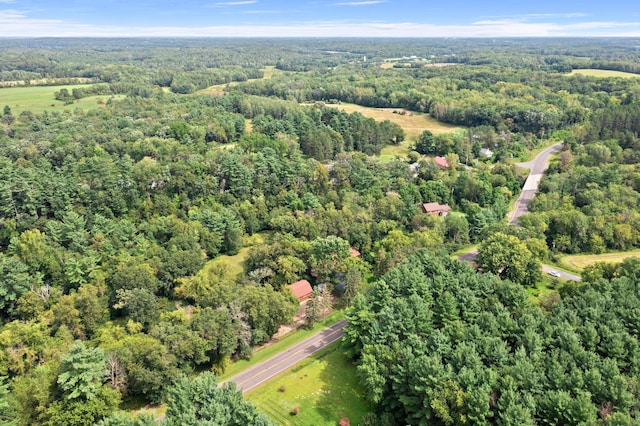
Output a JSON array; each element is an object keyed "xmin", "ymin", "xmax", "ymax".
[
  {"xmin": 288, "ymin": 279, "xmax": 313, "ymax": 303},
  {"xmin": 435, "ymin": 156, "xmax": 449, "ymax": 169}
]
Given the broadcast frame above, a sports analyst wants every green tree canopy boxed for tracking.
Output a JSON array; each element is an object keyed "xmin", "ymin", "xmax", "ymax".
[
  {"xmin": 163, "ymin": 372, "xmax": 274, "ymax": 426},
  {"xmin": 477, "ymin": 232, "xmax": 541, "ymax": 286}
]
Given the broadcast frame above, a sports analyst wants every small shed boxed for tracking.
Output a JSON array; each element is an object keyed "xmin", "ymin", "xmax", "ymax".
[
  {"xmin": 421, "ymin": 202, "xmax": 452, "ymax": 217},
  {"xmin": 288, "ymin": 279, "xmax": 313, "ymax": 303},
  {"xmin": 480, "ymin": 148, "xmax": 493, "ymax": 158}
]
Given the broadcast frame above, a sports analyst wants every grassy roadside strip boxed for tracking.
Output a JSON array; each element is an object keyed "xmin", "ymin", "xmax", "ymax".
[
  {"xmin": 127, "ymin": 310, "xmax": 346, "ymax": 419},
  {"xmin": 451, "ymin": 244, "xmax": 478, "ymax": 258},
  {"xmin": 218, "ymin": 310, "xmax": 346, "ymax": 381},
  {"xmin": 516, "ymin": 134, "xmax": 566, "ymax": 162},
  {"xmin": 245, "ymin": 341, "xmax": 372, "ymax": 426},
  {"xmin": 547, "ymin": 260, "xmax": 584, "ymax": 275}
]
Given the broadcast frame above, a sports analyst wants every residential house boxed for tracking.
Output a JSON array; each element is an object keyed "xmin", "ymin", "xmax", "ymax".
[
  {"xmin": 421, "ymin": 202, "xmax": 452, "ymax": 217},
  {"xmin": 288, "ymin": 279, "xmax": 313, "ymax": 303},
  {"xmin": 435, "ymin": 156, "xmax": 449, "ymax": 169}
]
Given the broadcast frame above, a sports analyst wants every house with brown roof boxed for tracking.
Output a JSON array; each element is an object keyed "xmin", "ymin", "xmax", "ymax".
[
  {"xmin": 288, "ymin": 279, "xmax": 313, "ymax": 303},
  {"xmin": 421, "ymin": 202, "xmax": 451, "ymax": 217}
]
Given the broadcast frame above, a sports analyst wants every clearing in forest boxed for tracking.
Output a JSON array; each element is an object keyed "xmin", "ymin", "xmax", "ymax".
[
  {"xmin": 205, "ymin": 232, "xmax": 268, "ymax": 278},
  {"xmin": 0, "ymin": 84, "xmax": 124, "ymax": 114},
  {"xmin": 246, "ymin": 343, "xmax": 372, "ymax": 426},
  {"xmin": 560, "ymin": 251, "xmax": 640, "ymax": 271},
  {"xmin": 323, "ymin": 102, "xmax": 464, "ymax": 161},
  {"xmin": 568, "ymin": 69, "xmax": 640, "ymax": 79},
  {"xmin": 324, "ymin": 102, "xmax": 462, "ymax": 140},
  {"xmin": 196, "ymin": 66, "xmax": 279, "ymax": 95}
]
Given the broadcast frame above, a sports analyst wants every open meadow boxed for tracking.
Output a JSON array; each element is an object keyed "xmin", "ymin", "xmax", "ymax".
[
  {"xmin": 322, "ymin": 102, "xmax": 464, "ymax": 161},
  {"xmin": 569, "ymin": 69, "xmax": 640, "ymax": 79},
  {"xmin": 196, "ymin": 66, "xmax": 279, "ymax": 96},
  {"xmin": 324, "ymin": 102, "xmax": 462, "ymax": 140},
  {"xmin": 0, "ymin": 84, "xmax": 124, "ymax": 114},
  {"xmin": 559, "ymin": 250, "xmax": 640, "ymax": 271},
  {"xmin": 246, "ymin": 343, "xmax": 372, "ymax": 426}
]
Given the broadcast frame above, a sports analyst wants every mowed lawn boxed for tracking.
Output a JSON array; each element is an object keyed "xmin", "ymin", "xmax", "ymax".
[
  {"xmin": 1, "ymin": 84, "xmax": 124, "ymax": 114},
  {"xmin": 560, "ymin": 250, "xmax": 640, "ymax": 271},
  {"xmin": 246, "ymin": 343, "xmax": 373, "ymax": 426},
  {"xmin": 569, "ymin": 69, "xmax": 640, "ymax": 79}
]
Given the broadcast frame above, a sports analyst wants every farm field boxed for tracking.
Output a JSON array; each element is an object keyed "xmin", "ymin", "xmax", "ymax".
[
  {"xmin": 246, "ymin": 343, "xmax": 372, "ymax": 426},
  {"xmin": 0, "ymin": 84, "xmax": 124, "ymax": 114},
  {"xmin": 559, "ymin": 250, "xmax": 640, "ymax": 271},
  {"xmin": 323, "ymin": 102, "xmax": 463, "ymax": 140},
  {"xmin": 569, "ymin": 69, "xmax": 640, "ymax": 78}
]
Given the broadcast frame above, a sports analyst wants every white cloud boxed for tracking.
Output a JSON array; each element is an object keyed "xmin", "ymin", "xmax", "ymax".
[
  {"xmin": 241, "ymin": 10, "xmax": 281, "ymax": 14},
  {"xmin": 0, "ymin": 0, "xmax": 17, "ymax": 4},
  {"xmin": 1, "ymin": 10, "xmax": 640, "ymax": 37},
  {"xmin": 525, "ymin": 13, "xmax": 589, "ymax": 19},
  {"xmin": 0, "ymin": 9, "xmax": 24, "ymax": 18},
  {"xmin": 210, "ymin": 1, "xmax": 257, "ymax": 7},
  {"xmin": 335, "ymin": 1, "xmax": 386, "ymax": 5}
]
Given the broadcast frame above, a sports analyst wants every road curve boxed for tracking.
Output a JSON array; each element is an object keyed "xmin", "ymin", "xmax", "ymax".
[
  {"xmin": 507, "ymin": 142, "xmax": 564, "ymax": 224},
  {"xmin": 225, "ymin": 319, "xmax": 347, "ymax": 393}
]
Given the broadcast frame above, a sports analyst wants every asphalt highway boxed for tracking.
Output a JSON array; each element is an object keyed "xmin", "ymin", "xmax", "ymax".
[
  {"xmin": 225, "ymin": 319, "xmax": 348, "ymax": 393},
  {"xmin": 507, "ymin": 142, "xmax": 564, "ymax": 224}
]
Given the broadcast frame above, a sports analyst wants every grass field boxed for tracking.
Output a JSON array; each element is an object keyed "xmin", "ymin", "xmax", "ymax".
[
  {"xmin": 203, "ymin": 232, "xmax": 268, "ymax": 277},
  {"xmin": 197, "ymin": 66, "xmax": 279, "ymax": 96},
  {"xmin": 323, "ymin": 102, "xmax": 464, "ymax": 161},
  {"xmin": 1, "ymin": 84, "xmax": 124, "ymax": 114},
  {"xmin": 324, "ymin": 103, "xmax": 462, "ymax": 140},
  {"xmin": 246, "ymin": 343, "xmax": 372, "ymax": 426},
  {"xmin": 559, "ymin": 250, "xmax": 640, "ymax": 271},
  {"xmin": 569, "ymin": 69, "xmax": 640, "ymax": 79},
  {"xmin": 206, "ymin": 248, "xmax": 249, "ymax": 278}
]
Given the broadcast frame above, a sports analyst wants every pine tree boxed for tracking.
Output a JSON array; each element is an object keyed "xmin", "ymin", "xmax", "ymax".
[
  {"xmin": 57, "ymin": 341, "xmax": 107, "ymax": 400},
  {"xmin": 305, "ymin": 289, "xmax": 322, "ymax": 328}
]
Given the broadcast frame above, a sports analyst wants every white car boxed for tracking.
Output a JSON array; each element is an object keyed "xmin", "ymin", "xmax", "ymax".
[{"xmin": 548, "ymin": 270, "xmax": 561, "ymax": 278}]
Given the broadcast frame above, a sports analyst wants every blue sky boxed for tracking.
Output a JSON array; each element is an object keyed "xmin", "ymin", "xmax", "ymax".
[{"xmin": 1, "ymin": 0, "xmax": 640, "ymax": 37}]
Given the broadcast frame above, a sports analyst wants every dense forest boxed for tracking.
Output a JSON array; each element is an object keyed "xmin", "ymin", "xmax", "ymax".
[
  {"xmin": 344, "ymin": 249, "xmax": 640, "ymax": 425},
  {"xmin": 1, "ymin": 38, "xmax": 640, "ymax": 425}
]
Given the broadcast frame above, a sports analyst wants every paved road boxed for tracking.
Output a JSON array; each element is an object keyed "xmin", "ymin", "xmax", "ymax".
[
  {"xmin": 541, "ymin": 264, "xmax": 582, "ymax": 281},
  {"xmin": 507, "ymin": 142, "xmax": 564, "ymax": 224},
  {"xmin": 225, "ymin": 319, "xmax": 347, "ymax": 393},
  {"xmin": 458, "ymin": 142, "xmax": 582, "ymax": 281}
]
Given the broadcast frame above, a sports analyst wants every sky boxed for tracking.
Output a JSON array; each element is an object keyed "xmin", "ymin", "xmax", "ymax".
[{"xmin": 1, "ymin": 0, "xmax": 640, "ymax": 38}]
